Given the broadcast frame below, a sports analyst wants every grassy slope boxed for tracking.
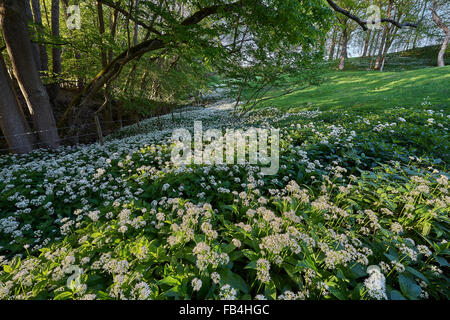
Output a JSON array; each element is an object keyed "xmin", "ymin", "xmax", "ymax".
[
  {"xmin": 251, "ymin": 46, "xmax": 449, "ymax": 112},
  {"xmin": 255, "ymin": 66, "xmax": 449, "ymax": 113},
  {"xmin": 343, "ymin": 45, "xmax": 450, "ymax": 72}
]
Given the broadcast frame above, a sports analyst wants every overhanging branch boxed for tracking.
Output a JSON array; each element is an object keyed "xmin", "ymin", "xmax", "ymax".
[
  {"xmin": 59, "ymin": 1, "xmax": 247, "ymax": 128},
  {"xmin": 98, "ymin": 0, "xmax": 162, "ymax": 36},
  {"xmin": 326, "ymin": 0, "xmax": 419, "ymax": 31}
]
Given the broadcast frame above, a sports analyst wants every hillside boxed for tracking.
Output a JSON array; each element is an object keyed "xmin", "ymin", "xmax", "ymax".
[
  {"xmin": 343, "ymin": 45, "xmax": 450, "ymax": 72},
  {"xmin": 252, "ymin": 66, "xmax": 450, "ymax": 112}
]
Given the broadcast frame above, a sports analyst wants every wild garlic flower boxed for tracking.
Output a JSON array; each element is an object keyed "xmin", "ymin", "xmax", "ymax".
[
  {"xmin": 364, "ymin": 265, "xmax": 387, "ymax": 300},
  {"xmin": 192, "ymin": 278, "xmax": 202, "ymax": 292},
  {"xmin": 256, "ymin": 258, "xmax": 271, "ymax": 283},
  {"xmin": 211, "ymin": 272, "xmax": 221, "ymax": 284},
  {"xmin": 390, "ymin": 222, "xmax": 403, "ymax": 234},
  {"xmin": 219, "ymin": 285, "xmax": 237, "ymax": 300},
  {"xmin": 231, "ymin": 239, "xmax": 241, "ymax": 248}
]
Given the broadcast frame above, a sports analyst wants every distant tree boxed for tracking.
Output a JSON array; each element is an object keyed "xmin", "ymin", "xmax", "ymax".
[
  {"xmin": 24, "ymin": 0, "xmax": 41, "ymax": 71},
  {"xmin": 431, "ymin": 0, "xmax": 449, "ymax": 66},
  {"xmin": 0, "ymin": 52, "xmax": 34, "ymax": 153},
  {"xmin": 30, "ymin": 0, "xmax": 48, "ymax": 73},
  {"xmin": 0, "ymin": 0, "xmax": 60, "ymax": 149}
]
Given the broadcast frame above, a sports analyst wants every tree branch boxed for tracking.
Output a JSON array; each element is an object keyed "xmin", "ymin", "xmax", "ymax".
[
  {"xmin": 326, "ymin": 0, "xmax": 419, "ymax": 31},
  {"xmin": 98, "ymin": 0, "xmax": 162, "ymax": 36},
  {"xmin": 59, "ymin": 1, "xmax": 247, "ymax": 128},
  {"xmin": 431, "ymin": 0, "xmax": 449, "ymax": 33}
]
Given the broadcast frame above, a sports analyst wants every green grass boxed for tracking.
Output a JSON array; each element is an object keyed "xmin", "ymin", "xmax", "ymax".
[
  {"xmin": 339, "ymin": 45, "xmax": 450, "ymax": 72},
  {"xmin": 253, "ymin": 66, "xmax": 450, "ymax": 113}
]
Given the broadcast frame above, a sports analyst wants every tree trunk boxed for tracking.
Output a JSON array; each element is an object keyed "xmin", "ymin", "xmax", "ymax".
[
  {"xmin": 335, "ymin": 33, "xmax": 342, "ymax": 60},
  {"xmin": 338, "ymin": 27, "xmax": 348, "ymax": 70},
  {"xmin": 432, "ymin": 0, "xmax": 449, "ymax": 67},
  {"xmin": 30, "ymin": 0, "xmax": 48, "ymax": 73},
  {"xmin": 51, "ymin": 0, "xmax": 61, "ymax": 75},
  {"xmin": 133, "ymin": 0, "xmax": 140, "ymax": 46},
  {"xmin": 97, "ymin": 1, "xmax": 114, "ymax": 131},
  {"xmin": 404, "ymin": 33, "xmax": 412, "ymax": 52},
  {"xmin": 413, "ymin": 0, "xmax": 429, "ymax": 49},
  {"xmin": 374, "ymin": 1, "xmax": 393, "ymax": 70},
  {"xmin": 0, "ymin": 0, "xmax": 60, "ymax": 148},
  {"xmin": 61, "ymin": 0, "xmax": 84, "ymax": 90},
  {"xmin": 379, "ymin": 39, "xmax": 390, "ymax": 72},
  {"xmin": 369, "ymin": 29, "xmax": 381, "ymax": 69},
  {"xmin": 379, "ymin": 26, "xmax": 398, "ymax": 72},
  {"xmin": 370, "ymin": 30, "xmax": 381, "ymax": 57},
  {"xmin": 97, "ymin": 1, "xmax": 108, "ymax": 68},
  {"xmin": 436, "ymin": 33, "xmax": 450, "ymax": 67},
  {"xmin": 24, "ymin": 0, "xmax": 41, "ymax": 71},
  {"xmin": 374, "ymin": 28, "xmax": 388, "ymax": 70},
  {"xmin": 362, "ymin": 29, "xmax": 372, "ymax": 57},
  {"xmin": 329, "ymin": 29, "xmax": 336, "ymax": 61},
  {"xmin": 109, "ymin": 8, "xmax": 120, "ymax": 124},
  {"xmin": 0, "ymin": 53, "xmax": 34, "ymax": 154},
  {"xmin": 108, "ymin": 9, "xmax": 119, "ymax": 63},
  {"xmin": 48, "ymin": 0, "xmax": 62, "ymax": 104}
]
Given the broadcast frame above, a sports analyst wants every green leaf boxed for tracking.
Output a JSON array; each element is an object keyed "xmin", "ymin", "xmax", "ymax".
[
  {"xmin": 3, "ymin": 265, "xmax": 12, "ymax": 273},
  {"xmin": 348, "ymin": 263, "xmax": 367, "ymax": 279},
  {"xmin": 222, "ymin": 269, "xmax": 249, "ymax": 294},
  {"xmin": 54, "ymin": 291, "xmax": 73, "ymax": 300},
  {"xmin": 328, "ymin": 283, "xmax": 346, "ymax": 300},
  {"xmin": 390, "ymin": 290, "xmax": 406, "ymax": 300},
  {"xmin": 422, "ymin": 222, "xmax": 431, "ymax": 236},
  {"xmin": 434, "ymin": 255, "xmax": 449, "ymax": 267},
  {"xmin": 96, "ymin": 291, "xmax": 112, "ymax": 300},
  {"xmin": 398, "ymin": 275, "xmax": 421, "ymax": 300},
  {"xmin": 264, "ymin": 281, "xmax": 277, "ymax": 300},
  {"xmin": 405, "ymin": 267, "xmax": 429, "ymax": 284},
  {"xmin": 158, "ymin": 276, "xmax": 181, "ymax": 287},
  {"xmin": 241, "ymin": 249, "xmax": 258, "ymax": 261},
  {"xmin": 162, "ymin": 286, "xmax": 180, "ymax": 298},
  {"xmin": 90, "ymin": 232, "xmax": 103, "ymax": 239},
  {"xmin": 32, "ymin": 281, "xmax": 47, "ymax": 296},
  {"xmin": 244, "ymin": 261, "xmax": 257, "ymax": 270}
]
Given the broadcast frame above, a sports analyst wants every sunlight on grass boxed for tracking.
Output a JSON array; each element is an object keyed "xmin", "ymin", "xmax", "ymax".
[{"xmin": 256, "ymin": 66, "xmax": 450, "ymax": 111}]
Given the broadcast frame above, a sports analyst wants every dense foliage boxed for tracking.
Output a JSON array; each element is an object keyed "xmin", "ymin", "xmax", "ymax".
[
  {"xmin": 0, "ymin": 0, "xmax": 448, "ymax": 302},
  {"xmin": 0, "ymin": 97, "xmax": 448, "ymax": 300}
]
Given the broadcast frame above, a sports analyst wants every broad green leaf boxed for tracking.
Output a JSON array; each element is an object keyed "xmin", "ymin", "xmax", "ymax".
[
  {"xmin": 398, "ymin": 275, "xmax": 421, "ymax": 300},
  {"xmin": 54, "ymin": 291, "xmax": 73, "ymax": 300},
  {"xmin": 390, "ymin": 290, "xmax": 406, "ymax": 300}
]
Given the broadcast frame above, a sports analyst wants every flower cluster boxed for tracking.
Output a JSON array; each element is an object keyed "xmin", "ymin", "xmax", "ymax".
[{"xmin": 0, "ymin": 101, "xmax": 448, "ymax": 301}]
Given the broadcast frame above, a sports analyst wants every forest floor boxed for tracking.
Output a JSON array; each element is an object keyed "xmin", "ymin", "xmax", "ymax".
[{"xmin": 0, "ymin": 59, "xmax": 449, "ymax": 300}]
